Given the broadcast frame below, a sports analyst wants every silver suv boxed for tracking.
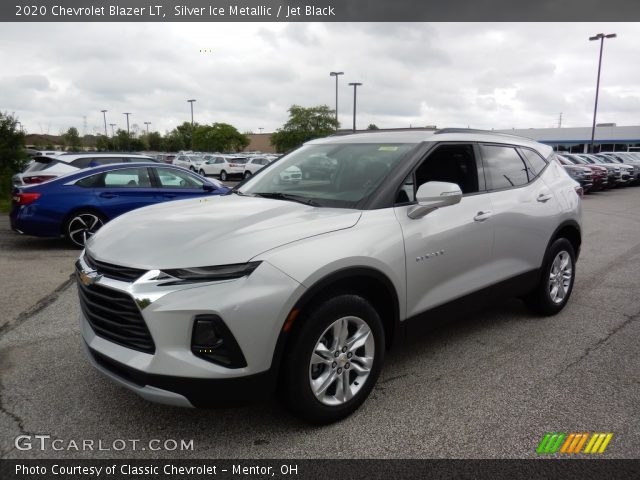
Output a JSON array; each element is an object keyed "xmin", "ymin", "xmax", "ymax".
[{"xmin": 77, "ymin": 130, "xmax": 582, "ymax": 423}]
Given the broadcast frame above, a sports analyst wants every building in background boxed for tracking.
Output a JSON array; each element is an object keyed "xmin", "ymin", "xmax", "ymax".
[{"xmin": 495, "ymin": 125, "xmax": 640, "ymax": 153}]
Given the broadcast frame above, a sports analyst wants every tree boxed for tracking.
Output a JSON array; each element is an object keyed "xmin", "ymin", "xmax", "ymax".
[
  {"xmin": 147, "ymin": 131, "xmax": 163, "ymax": 151},
  {"xmin": 367, "ymin": 124, "xmax": 379, "ymax": 130},
  {"xmin": 61, "ymin": 127, "xmax": 82, "ymax": 151},
  {"xmin": 193, "ymin": 123, "xmax": 250, "ymax": 152},
  {"xmin": 96, "ymin": 135, "xmax": 110, "ymax": 151},
  {"xmin": 162, "ymin": 130, "xmax": 186, "ymax": 152},
  {"xmin": 270, "ymin": 105, "xmax": 338, "ymax": 153},
  {"xmin": 0, "ymin": 112, "xmax": 28, "ymax": 196},
  {"xmin": 173, "ymin": 121, "xmax": 199, "ymax": 150}
]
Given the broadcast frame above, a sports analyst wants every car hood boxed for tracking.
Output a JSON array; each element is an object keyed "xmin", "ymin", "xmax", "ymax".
[{"xmin": 86, "ymin": 194, "xmax": 362, "ymax": 269}]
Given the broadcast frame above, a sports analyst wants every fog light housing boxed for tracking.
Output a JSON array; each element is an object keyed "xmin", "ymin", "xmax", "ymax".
[{"xmin": 191, "ymin": 315, "xmax": 247, "ymax": 368}]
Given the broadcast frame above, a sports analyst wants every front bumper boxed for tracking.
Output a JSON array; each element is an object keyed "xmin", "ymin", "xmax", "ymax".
[{"xmin": 78, "ymin": 254, "xmax": 304, "ymax": 406}]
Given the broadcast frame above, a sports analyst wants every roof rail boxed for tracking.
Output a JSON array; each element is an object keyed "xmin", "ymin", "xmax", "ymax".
[
  {"xmin": 434, "ymin": 128, "xmax": 529, "ymax": 139},
  {"xmin": 58, "ymin": 151, "xmax": 147, "ymax": 155}
]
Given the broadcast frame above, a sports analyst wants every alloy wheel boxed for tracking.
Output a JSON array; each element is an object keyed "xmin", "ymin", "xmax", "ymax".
[
  {"xmin": 548, "ymin": 250, "xmax": 572, "ymax": 304},
  {"xmin": 309, "ymin": 316, "xmax": 375, "ymax": 406},
  {"xmin": 67, "ymin": 213, "xmax": 104, "ymax": 247}
]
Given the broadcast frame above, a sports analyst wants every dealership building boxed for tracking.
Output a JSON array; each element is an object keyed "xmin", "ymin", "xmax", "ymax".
[{"xmin": 495, "ymin": 125, "xmax": 640, "ymax": 153}]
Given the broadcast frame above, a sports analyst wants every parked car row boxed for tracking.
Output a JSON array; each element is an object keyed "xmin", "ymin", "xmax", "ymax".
[{"xmin": 556, "ymin": 151, "xmax": 640, "ymax": 192}]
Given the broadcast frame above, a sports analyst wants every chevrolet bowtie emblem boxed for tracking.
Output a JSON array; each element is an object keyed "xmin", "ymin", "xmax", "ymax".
[{"xmin": 79, "ymin": 270, "xmax": 102, "ymax": 286}]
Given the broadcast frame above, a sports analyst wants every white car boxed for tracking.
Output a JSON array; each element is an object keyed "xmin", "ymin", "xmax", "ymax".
[
  {"xmin": 172, "ymin": 154, "xmax": 204, "ymax": 171},
  {"xmin": 243, "ymin": 157, "xmax": 273, "ymax": 179},
  {"xmin": 198, "ymin": 156, "xmax": 248, "ymax": 181},
  {"xmin": 78, "ymin": 129, "xmax": 582, "ymax": 424},
  {"xmin": 12, "ymin": 153, "xmax": 156, "ymax": 186}
]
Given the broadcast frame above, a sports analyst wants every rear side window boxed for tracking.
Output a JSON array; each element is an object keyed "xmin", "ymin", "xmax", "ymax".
[
  {"xmin": 77, "ymin": 168, "xmax": 152, "ymax": 188},
  {"xmin": 103, "ymin": 168, "xmax": 151, "ymax": 187},
  {"xmin": 519, "ymin": 148, "xmax": 548, "ymax": 177},
  {"xmin": 24, "ymin": 157, "xmax": 58, "ymax": 172},
  {"xmin": 481, "ymin": 145, "xmax": 533, "ymax": 190},
  {"xmin": 71, "ymin": 157, "xmax": 126, "ymax": 168},
  {"xmin": 156, "ymin": 168, "xmax": 204, "ymax": 188}
]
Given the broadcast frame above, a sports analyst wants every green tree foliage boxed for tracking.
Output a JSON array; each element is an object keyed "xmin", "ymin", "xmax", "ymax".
[
  {"xmin": 270, "ymin": 105, "xmax": 338, "ymax": 153},
  {"xmin": 147, "ymin": 131, "xmax": 163, "ymax": 151},
  {"xmin": 174, "ymin": 121, "xmax": 199, "ymax": 150},
  {"xmin": 61, "ymin": 127, "xmax": 82, "ymax": 151},
  {"xmin": 367, "ymin": 124, "xmax": 379, "ymax": 130},
  {"xmin": 96, "ymin": 135, "xmax": 110, "ymax": 151},
  {"xmin": 0, "ymin": 112, "xmax": 28, "ymax": 199},
  {"xmin": 193, "ymin": 123, "xmax": 250, "ymax": 152},
  {"xmin": 162, "ymin": 130, "xmax": 186, "ymax": 152}
]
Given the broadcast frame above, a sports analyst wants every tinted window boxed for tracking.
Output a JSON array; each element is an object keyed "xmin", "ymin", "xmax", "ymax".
[
  {"xmin": 415, "ymin": 144, "xmax": 480, "ymax": 195},
  {"xmin": 70, "ymin": 157, "xmax": 96, "ymax": 168},
  {"xmin": 520, "ymin": 148, "xmax": 548, "ymax": 177},
  {"xmin": 75, "ymin": 173, "xmax": 101, "ymax": 188},
  {"xmin": 481, "ymin": 145, "xmax": 531, "ymax": 189},
  {"xmin": 156, "ymin": 168, "xmax": 204, "ymax": 188},
  {"xmin": 24, "ymin": 157, "xmax": 58, "ymax": 172},
  {"xmin": 103, "ymin": 168, "xmax": 151, "ymax": 187}
]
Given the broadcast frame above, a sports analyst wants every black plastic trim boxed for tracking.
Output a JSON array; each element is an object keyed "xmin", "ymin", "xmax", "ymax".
[{"xmin": 88, "ymin": 346, "xmax": 274, "ymax": 407}]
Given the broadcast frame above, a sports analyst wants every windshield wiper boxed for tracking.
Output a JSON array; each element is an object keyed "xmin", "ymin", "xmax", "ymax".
[{"xmin": 253, "ymin": 192, "xmax": 320, "ymax": 206}]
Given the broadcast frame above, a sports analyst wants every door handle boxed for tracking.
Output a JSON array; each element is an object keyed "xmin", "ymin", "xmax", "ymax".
[
  {"xmin": 537, "ymin": 192, "xmax": 553, "ymax": 202},
  {"xmin": 99, "ymin": 192, "xmax": 117, "ymax": 199},
  {"xmin": 474, "ymin": 211, "xmax": 493, "ymax": 222}
]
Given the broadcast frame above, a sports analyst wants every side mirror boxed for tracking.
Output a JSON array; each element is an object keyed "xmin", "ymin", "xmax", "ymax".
[
  {"xmin": 408, "ymin": 181, "xmax": 462, "ymax": 219},
  {"xmin": 203, "ymin": 183, "xmax": 215, "ymax": 192}
]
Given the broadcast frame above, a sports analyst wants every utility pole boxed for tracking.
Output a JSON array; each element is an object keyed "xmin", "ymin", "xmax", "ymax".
[
  {"xmin": 330, "ymin": 71, "xmax": 344, "ymax": 128},
  {"xmin": 348, "ymin": 82, "xmax": 363, "ymax": 132},
  {"xmin": 187, "ymin": 99, "xmax": 196, "ymax": 149},
  {"xmin": 101, "ymin": 110, "xmax": 108, "ymax": 136}
]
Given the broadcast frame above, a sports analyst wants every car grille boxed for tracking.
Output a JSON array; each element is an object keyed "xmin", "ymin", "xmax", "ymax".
[
  {"xmin": 84, "ymin": 253, "xmax": 146, "ymax": 282},
  {"xmin": 77, "ymin": 274, "xmax": 155, "ymax": 353}
]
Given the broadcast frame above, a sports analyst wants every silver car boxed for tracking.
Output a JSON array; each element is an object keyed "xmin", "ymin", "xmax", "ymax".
[{"xmin": 77, "ymin": 129, "xmax": 582, "ymax": 423}]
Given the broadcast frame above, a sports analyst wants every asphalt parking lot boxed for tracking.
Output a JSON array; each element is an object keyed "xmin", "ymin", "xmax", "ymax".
[{"xmin": 0, "ymin": 186, "xmax": 639, "ymax": 459}]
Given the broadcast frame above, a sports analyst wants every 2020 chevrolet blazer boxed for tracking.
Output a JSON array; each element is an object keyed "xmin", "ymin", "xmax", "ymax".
[{"xmin": 77, "ymin": 129, "xmax": 582, "ymax": 423}]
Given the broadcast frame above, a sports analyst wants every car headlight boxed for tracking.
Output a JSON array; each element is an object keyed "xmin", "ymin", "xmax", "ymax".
[{"xmin": 160, "ymin": 262, "xmax": 261, "ymax": 285}]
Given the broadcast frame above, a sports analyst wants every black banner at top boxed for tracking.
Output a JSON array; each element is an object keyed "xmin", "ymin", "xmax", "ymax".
[{"xmin": 2, "ymin": 0, "xmax": 640, "ymax": 22}]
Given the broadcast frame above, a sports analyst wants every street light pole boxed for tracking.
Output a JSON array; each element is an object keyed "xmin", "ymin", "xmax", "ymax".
[
  {"xmin": 589, "ymin": 33, "xmax": 616, "ymax": 154},
  {"xmin": 109, "ymin": 123, "xmax": 116, "ymax": 137},
  {"xmin": 101, "ymin": 110, "xmax": 108, "ymax": 137},
  {"xmin": 187, "ymin": 99, "xmax": 196, "ymax": 149},
  {"xmin": 348, "ymin": 82, "xmax": 362, "ymax": 132},
  {"xmin": 330, "ymin": 71, "xmax": 344, "ymax": 128},
  {"xmin": 144, "ymin": 122, "xmax": 151, "ymax": 135},
  {"xmin": 123, "ymin": 113, "xmax": 132, "ymax": 150}
]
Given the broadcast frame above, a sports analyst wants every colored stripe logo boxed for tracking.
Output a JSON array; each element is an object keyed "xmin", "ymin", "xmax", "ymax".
[{"xmin": 537, "ymin": 433, "xmax": 613, "ymax": 454}]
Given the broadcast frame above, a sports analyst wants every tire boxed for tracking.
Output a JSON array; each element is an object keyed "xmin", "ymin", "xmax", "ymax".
[
  {"xmin": 220, "ymin": 170, "xmax": 228, "ymax": 181},
  {"xmin": 199, "ymin": 169, "xmax": 206, "ymax": 176},
  {"xmin": 281, "ymin": 294, "xmax": 385, "ymax": 424},
  {"xmin": 524, "ymin": 238, "xmax": 576, "ymax": 316},
  {"xmin": 244, "ymin": 171, "xmax": 252, "ymax": 179},
  {"xmin": 189, "ymin": 166, "xmax": 196, "ymax": 172},
  {"xmin": 64, "ymin": 210, "xmax": 106, "ymax": 248}
]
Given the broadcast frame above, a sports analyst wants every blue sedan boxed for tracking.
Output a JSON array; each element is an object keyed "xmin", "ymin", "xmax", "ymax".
[{"xmin": 10, "ymin": 162, "xmax": 229, "ymax": 247}]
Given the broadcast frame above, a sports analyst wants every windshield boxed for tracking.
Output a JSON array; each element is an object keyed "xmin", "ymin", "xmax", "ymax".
[{"xmin": 238, "ymin": 142, "xmax": 416, "ymax": 208}]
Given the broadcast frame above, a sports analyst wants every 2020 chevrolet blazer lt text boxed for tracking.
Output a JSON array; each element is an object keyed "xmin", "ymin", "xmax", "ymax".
[{"xmin": 77, "ymin": 130, "xmax": 582, "ymax": 423}]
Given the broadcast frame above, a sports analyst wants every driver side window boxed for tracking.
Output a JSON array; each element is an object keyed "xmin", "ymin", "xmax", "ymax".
[{"xmin": 395, "ymin": 144, "xmax": 482, "ymax": 204}]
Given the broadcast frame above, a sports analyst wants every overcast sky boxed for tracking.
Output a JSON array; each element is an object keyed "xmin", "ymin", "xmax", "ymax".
[{"xmin": 1, "ymin": 22, "xmax": 639, "ymax": 137}]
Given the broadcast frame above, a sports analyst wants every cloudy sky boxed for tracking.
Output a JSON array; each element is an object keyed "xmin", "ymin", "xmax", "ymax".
[{"xmin": 1, "ymin": 22, "xmax": 638, "ymax": 137}]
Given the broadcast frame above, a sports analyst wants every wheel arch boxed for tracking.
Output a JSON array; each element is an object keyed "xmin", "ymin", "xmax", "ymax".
[
  {"xmin": 548, "ymin": 219, "xmax": 582, "ymax": 261},
  {"xmin": 270, "ymin": 266, "xmax": 401, "ymax": 387}
]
